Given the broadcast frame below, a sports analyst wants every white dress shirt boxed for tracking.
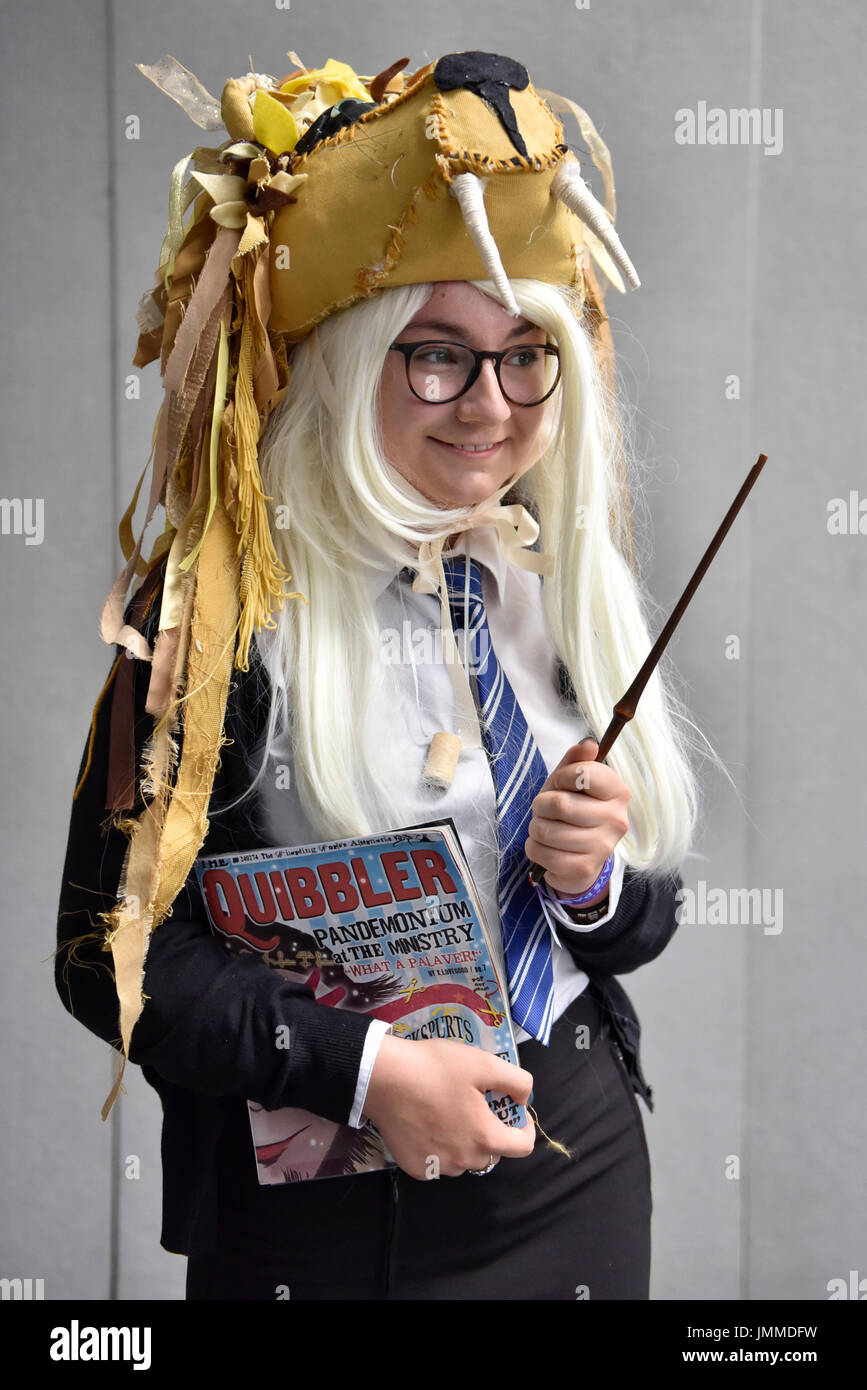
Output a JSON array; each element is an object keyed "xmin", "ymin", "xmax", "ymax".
[{"xmin": 256, "ymin": 522, "xmax": 625, "ymax": 1126}]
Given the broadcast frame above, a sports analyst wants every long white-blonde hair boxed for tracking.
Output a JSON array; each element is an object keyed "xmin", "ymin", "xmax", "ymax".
[{"xmin": 249, "ymin": 276, "xmax": 707, "ymax": 875}]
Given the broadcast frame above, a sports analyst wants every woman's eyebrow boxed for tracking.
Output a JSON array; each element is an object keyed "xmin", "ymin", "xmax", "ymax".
[{"xmin": 400, "ymin": 317, "xmax": 540, "ymax": 338}]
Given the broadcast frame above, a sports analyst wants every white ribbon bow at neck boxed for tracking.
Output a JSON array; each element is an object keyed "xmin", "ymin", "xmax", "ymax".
[{"xmin": 410, "ymin": 479, "xmax": 554, "ymax": 755}]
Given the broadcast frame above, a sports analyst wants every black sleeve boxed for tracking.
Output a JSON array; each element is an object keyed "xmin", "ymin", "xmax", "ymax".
[
  {"xmin": 54, "ymin": 582, "xmax": 374, "ymax": 1128},
  {"xmin": 555, "ymin": 866, "xmax": 683, "ymax": 978}
]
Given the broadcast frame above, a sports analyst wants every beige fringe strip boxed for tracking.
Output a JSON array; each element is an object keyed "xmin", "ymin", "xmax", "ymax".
[{"xmin": 102, "ymin": 500, "xmax": 240, "ymax": 1119}]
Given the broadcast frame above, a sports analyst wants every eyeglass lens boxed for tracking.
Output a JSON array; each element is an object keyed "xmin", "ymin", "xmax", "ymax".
[{"xmin": 407, "ymin": 343, "xmax": 559, "ymax": 405}]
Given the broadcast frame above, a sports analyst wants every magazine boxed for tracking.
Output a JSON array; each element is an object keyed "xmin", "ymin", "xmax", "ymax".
[{"xmin": 194, "ymin": 818, "xmax": 527, "ymax": 1184}]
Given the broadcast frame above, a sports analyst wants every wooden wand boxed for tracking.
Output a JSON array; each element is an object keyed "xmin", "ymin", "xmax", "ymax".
[{"xmin": 527, "ymin": 452, "xmax": 769, "ymax": 888}]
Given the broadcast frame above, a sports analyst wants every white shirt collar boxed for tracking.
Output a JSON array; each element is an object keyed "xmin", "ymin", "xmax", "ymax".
[{"xmin": 362, "ymin": 523, "xmax": 508, "ymax": 606}]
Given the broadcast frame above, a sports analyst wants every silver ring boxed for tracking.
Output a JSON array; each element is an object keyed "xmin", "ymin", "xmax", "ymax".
[{"xmin": 467, "ymin": 1153, "xmax": 497, "ymax": 1176}]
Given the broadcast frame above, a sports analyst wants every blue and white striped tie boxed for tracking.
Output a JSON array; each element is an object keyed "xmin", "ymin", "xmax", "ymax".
[{"xmin": 438, "ymin": 554, "xmax": 556, "ymax": 1045}]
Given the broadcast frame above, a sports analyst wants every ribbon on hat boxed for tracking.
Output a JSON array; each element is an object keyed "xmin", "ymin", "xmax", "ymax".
[{"xmin": 410, "ymin": 476, "xmax": 554, "ymax": 763}]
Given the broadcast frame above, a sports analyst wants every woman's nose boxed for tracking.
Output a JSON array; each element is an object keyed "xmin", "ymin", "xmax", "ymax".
[{"xmin": 455, "ymin": 359, "xmax": 512, "ymax": 422}]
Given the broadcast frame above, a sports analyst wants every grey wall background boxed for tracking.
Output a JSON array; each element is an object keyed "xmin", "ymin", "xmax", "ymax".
[{"xmin": 1, "ymin": 0, "xmax": 864, "ymax": 1301}]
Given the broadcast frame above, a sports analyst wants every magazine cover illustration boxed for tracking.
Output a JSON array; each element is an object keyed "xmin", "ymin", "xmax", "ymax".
[{"xmin": 194, "ymin": 820, "xmax": 526, "ymax": 1184}]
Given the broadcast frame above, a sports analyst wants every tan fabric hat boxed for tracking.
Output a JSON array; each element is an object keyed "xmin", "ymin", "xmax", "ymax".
[{"xmin": 264, "ymin": 54, "xmax": 637, "ymax": 339}]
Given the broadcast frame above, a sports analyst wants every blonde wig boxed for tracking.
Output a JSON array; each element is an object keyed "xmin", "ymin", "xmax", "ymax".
[{"xmin": 250, "ymin": 276, "xmax": 706, "ymax": 875}]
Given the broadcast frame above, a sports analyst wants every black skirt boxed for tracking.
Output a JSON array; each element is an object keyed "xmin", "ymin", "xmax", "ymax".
[{"xmin": 186, "ymin": 984, "xmax": 652, "ymax": 1300}]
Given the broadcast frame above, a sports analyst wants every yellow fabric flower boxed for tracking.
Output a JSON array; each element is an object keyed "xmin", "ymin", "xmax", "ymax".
[{"xmin": 278, "ymin": 58, "xmax": 370, "ymax": 105}]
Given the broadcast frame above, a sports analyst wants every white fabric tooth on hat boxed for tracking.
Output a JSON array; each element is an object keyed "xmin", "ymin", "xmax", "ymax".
[
  {"xmin": 551, "ymin": 160, "xmax": 640, "ymax": 290},
  {"xmin": 449, "ymin": 173, "xmax": 522, "ymax": 316}
]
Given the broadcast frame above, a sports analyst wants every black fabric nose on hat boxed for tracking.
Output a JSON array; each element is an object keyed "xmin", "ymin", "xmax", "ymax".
[
  {"xmin": 294, "ymin": 97, "xmax": 378, "ymax": 156},
  {"xmin": 433, "ymin": 51, "xmax": 530, "ymax": 158}
]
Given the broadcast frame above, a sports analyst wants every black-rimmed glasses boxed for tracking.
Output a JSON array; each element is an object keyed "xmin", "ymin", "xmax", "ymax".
[{"xmin": 388, "ymin": 340, "xmax": 561, "ymax": 407}]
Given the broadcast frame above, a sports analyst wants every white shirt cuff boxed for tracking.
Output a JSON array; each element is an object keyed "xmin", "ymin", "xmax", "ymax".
[
  {"xmin": 540, "ymin": 844, "xmax": 627, "ymax": 934},
  {"xmin": 347, "ymin": 1017, "xmax": 393, "ymax": 1129},
  {"xmin": 349, "ymin": 852, "xmax": 628, "ymax": 1126}
]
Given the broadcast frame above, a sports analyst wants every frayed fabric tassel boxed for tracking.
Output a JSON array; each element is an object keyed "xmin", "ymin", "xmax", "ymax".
[
  {"xmin": 232, "ymin": 250, "xmax": 303, "ymax": 669},
  {"xmin": 528, "ymin": 1103, "xmax": 574, "ymax": 1159},
  {"xmin": 101, "ymin": 501, "xmax": 240, "ymax": 1121}
]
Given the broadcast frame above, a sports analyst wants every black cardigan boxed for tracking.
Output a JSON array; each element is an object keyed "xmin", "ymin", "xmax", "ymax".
[{"xmin": 55, "ymin": 586, "xmax": 683, "ymax": 1256}]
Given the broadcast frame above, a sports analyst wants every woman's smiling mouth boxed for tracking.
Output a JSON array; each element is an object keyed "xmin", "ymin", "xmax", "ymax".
[{"xmin": 430, "ymin": 438, "xmax": 506, "ymax": 457}]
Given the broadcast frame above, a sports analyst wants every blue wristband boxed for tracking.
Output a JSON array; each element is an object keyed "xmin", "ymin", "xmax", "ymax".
[{"xmin": 544, "ymin": 852, "xmax": 615, "ymax": 906}]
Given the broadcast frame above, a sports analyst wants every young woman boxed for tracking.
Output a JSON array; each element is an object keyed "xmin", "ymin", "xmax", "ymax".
[{"xmin": 56, "ymin": 50, "xmax": 699, "ymax": 1300}]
